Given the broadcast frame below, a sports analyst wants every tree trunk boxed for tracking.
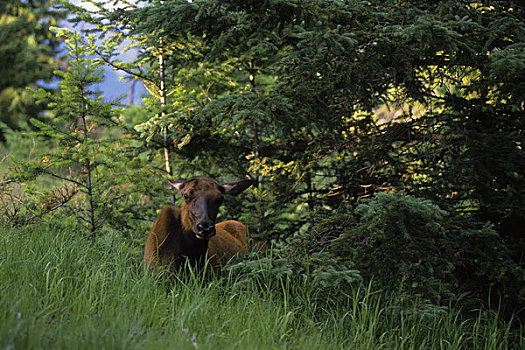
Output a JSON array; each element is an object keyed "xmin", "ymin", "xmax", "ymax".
[
  {"xmin": 80, "ymin": 82, "xmax": 97, "ymax": 239},
  {"xmin": 158, "ymin": 44, "xmax": 172, "ymax": 175}
]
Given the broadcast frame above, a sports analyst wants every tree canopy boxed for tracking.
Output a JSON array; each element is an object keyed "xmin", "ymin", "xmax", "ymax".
[{"xmin": 106, "ymin": 0, "xmax": 525, "ymax": 240}]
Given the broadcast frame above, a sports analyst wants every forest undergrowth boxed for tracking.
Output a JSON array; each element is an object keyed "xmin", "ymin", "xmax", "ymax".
[{"xmin": 0, "ymin": 224, "xmax": 522, "ymax": 350}]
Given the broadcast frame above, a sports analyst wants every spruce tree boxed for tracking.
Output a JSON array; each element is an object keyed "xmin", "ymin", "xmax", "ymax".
[
  {"xmin": 19, "ymin": 29, "xmax": 126, "ymax": 237},
  {"xmin": 108, "ymin": 0, "xmax": 525, "ymax": 243}
]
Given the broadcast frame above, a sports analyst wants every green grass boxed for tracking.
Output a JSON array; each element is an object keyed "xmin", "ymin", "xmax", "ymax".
[{"xmin": 0, "ymin": 225, "xmax": 523, "ymax": 350}]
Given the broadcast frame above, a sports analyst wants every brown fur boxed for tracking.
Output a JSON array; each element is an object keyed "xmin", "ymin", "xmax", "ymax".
[
  {"xmin": 208, "ymin": 220, "xmax": 248, "ymax": 267},
  {"xmin": 144, "ymin": 177, "xmax": 255, "ymax": 271}
]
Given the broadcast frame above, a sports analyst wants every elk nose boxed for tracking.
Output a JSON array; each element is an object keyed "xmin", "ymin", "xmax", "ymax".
[{"xmin": 196, "ymin": 222, "xmax": 216, "ymax": 238}]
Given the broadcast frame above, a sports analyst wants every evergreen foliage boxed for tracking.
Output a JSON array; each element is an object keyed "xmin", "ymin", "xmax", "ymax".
[
  {"xmin": 325, "ymin": 193, "xmax": 521, "ymax": 309},
  {"xmin": 227, "ymin": 192, "xmax": 522, "ymax": 313},
  {"xmin": 109, "ymin": 0, "xmax": 525, "ymax": 243},
  {"xmin": 7, "ymin": 29, "xmax": 161, "ymax": 237}
]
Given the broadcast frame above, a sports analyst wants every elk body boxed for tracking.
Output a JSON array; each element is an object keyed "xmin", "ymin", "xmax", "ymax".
[{"xmin": 144, "ymin": 177, "xmax": 254, "ymax": 271}]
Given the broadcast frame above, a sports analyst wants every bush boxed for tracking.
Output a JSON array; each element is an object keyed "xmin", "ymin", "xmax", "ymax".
[
  {"xmin": 223, "ymin": 249, "xmax": 363, "ymax": 312},
  {"xmin": 330, "ymin": 192, "xmax": 457, "ymax": 303},
  {"xmin": 226, "ymin": 192, "xmax": 524, "ymax": 315}
]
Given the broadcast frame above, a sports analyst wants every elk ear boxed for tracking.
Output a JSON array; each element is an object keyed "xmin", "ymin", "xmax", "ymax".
[
  {"xmin": 220, "ymin": 179, "xmax": 254, "ymax": 196},
  {"xmin": 167, "ymin": 180, "xmax": 186, "ymax": 192}
]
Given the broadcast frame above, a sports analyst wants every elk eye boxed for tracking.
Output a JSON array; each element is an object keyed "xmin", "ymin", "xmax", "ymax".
[{"xmin": 183, "ymin": 193, "xmax": 189, "ymax": 201}]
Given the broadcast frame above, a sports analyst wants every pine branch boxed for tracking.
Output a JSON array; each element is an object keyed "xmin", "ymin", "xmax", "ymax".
[
  {"xmin": 46, "ymin": 172, "xmax": 88, "ymax": 190},
  {"xmin": 90, "ymin": 46, "xmax": 157, "ymax": 86},
  {"xmin": 25, "ymin": 191, "xmax": 78, "ymax": 223}
]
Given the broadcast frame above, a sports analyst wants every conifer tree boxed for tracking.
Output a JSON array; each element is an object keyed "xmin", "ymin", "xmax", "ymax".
[
  {"xmin": 20, "ymin": 29, "xmax": 126, "ymax": 237},
  {"xmin": 59, "ymin": 0, "xmax": 203, "ymax": 177},
  {"xmin": 108, "ymin": 0, "xmax": 525, "ymax": 243}
]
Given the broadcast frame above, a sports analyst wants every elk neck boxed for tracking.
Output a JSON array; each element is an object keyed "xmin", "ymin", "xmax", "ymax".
[
  {"xmin": 179, "ymin": 227, "xmax": 209, "ymax": 266},
  {"xmin": 178, "ymin": 203, "xmax": 210, "ymax": 265}
]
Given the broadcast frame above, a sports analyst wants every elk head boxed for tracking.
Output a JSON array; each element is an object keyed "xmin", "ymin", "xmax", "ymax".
[{"xmin": 168, "ymin": 177, "xmax": 253, "ymax": 240}]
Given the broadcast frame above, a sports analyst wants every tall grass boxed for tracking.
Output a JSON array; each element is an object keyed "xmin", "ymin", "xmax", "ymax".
[{"xmin": 0, "ymin": 225, "xmax": 523, "ymax": 349}]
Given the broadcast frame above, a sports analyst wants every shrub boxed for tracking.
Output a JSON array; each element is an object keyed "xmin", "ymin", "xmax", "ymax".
[
  {"xmin": 226, "ymin": 192, "xmax": 524, "ymax": 315},
  {"xmin": 223, "ymin": 249, "xmax": 363, "ymax": 311},
  {"xmin": 330, "ymin": 192, "xmax": 457, "ymax": 303}
]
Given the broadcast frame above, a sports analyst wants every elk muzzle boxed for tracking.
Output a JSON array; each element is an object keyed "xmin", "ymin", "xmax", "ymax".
[{"xmin": 195, "ymin": 220, "xmax": 216, "ymax": 240}]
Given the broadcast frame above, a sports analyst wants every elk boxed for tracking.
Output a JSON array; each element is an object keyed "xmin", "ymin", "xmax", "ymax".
[{"xmin": 144, "ymin": 177, "xmax": 254, "ymax": 271}]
